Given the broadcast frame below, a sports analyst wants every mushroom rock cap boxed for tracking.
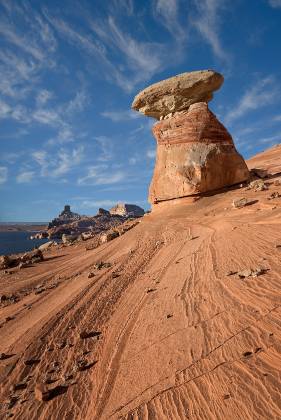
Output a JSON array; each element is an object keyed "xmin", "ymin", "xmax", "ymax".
[{"xmin": 132, "ymin": 70, "xmax": 223, "ymax": 119}]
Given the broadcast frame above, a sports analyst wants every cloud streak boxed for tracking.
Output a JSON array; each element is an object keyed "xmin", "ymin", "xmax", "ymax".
[
  {"xmin": 191, "ymin": 0, "xmax": 230, "ymax": 62},
  {"xmin": 225, "ymin": 76, "xmax": 279, "ymax": 124}
]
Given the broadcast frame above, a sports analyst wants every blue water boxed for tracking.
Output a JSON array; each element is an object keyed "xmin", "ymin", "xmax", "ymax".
[{"xmin": 0, "ymin": 231, "xmax": 49, "ymax": 255}]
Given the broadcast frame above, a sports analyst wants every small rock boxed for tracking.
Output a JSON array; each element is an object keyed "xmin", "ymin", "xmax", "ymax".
[
  {"xmin": 251, "ymin": 168, "xmax": 268, "ymax": 179},
  {"xmin": 94, "ymin": 261, "xmax": 111, "ymax": 270},
  {"xmin": 268, "ymin": 191, "xmax": 281, "ymax": 200},
  {"xmin": 34, "ymin": 288, "xmax": 46, "ymax": 295},
  {"xmin": 88, "ymin": 272, "xmax": 95, "ymax": 278},
  {"xmin": 232, "ymin": 198, "xmax": 248, "ymax": 209},
  {"xmin": 7, "ymin": 395, "xmax": 19, "ymax": 409},
  {"xmin": 243, "ymin": 351, "xmax": 252, "ymax": 357},
  {"xmin": 147, "ymin": 288, "xmax": 156, "ymax": 293},
  {"xmin": 34, "ymin": 383, "xmax": 67, "ymax": 401},
  {"xmin": 226, "ymin": 270, "xmax": 237, "ymax": 276},
  {"xmin": 0, "ymin": 352, "xmax": 8, "ymax": 360},
  {"xmin": 75, "ymin": 359, "xmax": 96, "ymax": 372},
  {"xmin": 38, "ymin": 241, "xmax": 54, "ymax": 251},
  {"xmin": 0, "ymin": 255, "xmax": 12, "ymax": 270},
  {"xmin": 274, "ymin": 179, "xmax": 280, "ymax": 186},
  {"xmin": 12, "ymin": 382, "xmax": 27, "ymax": 391},
  {"xmin": 24, "ymin": 358, "xmax": 40, "ymax": 366},
  {"xmin": 19, "ymin": 261, "xmax": 30, "ymax": 269},
  {"xmin": 99, "ymin": 231, "xmax": 119, "ymax": 244},
  {"xmin": 248, "ymin": 179, "xmax": 268, "ymax": 191},
  {"xmin": 79, "ymin": 331, "xmax": 101, "ymax": 340},
  {"xmin": 237, "ymin": 267, "xmax": 268, "ymax": 279}
]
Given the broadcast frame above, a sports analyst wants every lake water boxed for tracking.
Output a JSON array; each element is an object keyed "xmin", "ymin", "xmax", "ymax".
[{"xmin": 0, "ymin": 231, "xmax": 49, "ymax": 256}]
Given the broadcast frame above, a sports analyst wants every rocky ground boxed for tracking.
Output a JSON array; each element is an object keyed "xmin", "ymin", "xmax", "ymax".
[{"xmin": 0, "ymin": 145, "xmax": 281, "ymax": 419}]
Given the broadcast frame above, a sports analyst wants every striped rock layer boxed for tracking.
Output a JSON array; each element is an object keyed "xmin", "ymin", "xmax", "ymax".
[{"xmin": 149, "ymin": 102, "xmax": 249, "ymax": 203}]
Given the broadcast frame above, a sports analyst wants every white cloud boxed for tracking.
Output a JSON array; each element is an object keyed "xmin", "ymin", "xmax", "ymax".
[
  {"xmin": 225, "ymin": 76, "xmax": 279, "ymax": 124},
  {"xmin": 154, "ymin": 0, "xmax": 185, "ymax": 41},
  {"xmin": 268, "ymin": 0, "xmax": 281, "ymax": 7},
  {"xmin": 273, "ymin": 114, "xmax": 281, "ymax": 121},
  {"xmin": 47, "ymin": 127, "xmax": 75, "ymax": 145},
  {"xmin": 16, "ymin": 170, "xmax": 35, "ymax": 183},
  {"xmin": 0, "ymin": 166, "xmax": 8, "ymax": 184},
  {"xmin": 111, "ymin": 0, "xmax": 134, "ymax": 15},
  {"xmin": 47, "ymin": 13, "xmax": 167, "ymax": 92},
  {"xmin": 191, "ymin": 0, "xmax": 230, "ymax": 62},
  {"xmin": 0, "ymin": 23, "xmax": 45, "ymax": 62},
  {"xmin": 66, "ymin": 91, "xmax": 89, "ymax": 114},
  {"xmin": 0, "ymin": 99, "xmax": 30, "ymax": 123},
  {"xmin": 36, "ymin": 89, "xmax": 53, "ymax": 105},
  {"xmin": 78, "ymin": 165, "xmax": 126, "ymax": 186},
  {"xmin": 94, "ymin": 136, "xmax": 114, "ymax": 162},
  {"xmin": 79, "ymin": 199, "xmax": 118, "ymax": 208},
  {"xmin": 32, "ymin": 146, "xmax": 84, "ymax": 178},
  {"xmin": 147, "ymin": 149, "xmax": 156, "ymax": 159},
  {"xmin": 256, "ymin": 134, "xmax": 281, "ymax": 144},
  {"xmin": 101, "ymin": 110, "xmax": 140, "ymax": 122}
]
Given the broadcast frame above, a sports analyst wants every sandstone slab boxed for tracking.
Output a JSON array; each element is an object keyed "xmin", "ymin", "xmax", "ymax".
[{"xmin": 132, "ymin": 70, "xmax": 223, "ymax": 119}]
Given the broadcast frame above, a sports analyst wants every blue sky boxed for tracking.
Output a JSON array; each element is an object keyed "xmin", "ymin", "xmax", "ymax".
[{"xmin": 0, "ymin": 0, "xmax": 281, "ymax": 221}]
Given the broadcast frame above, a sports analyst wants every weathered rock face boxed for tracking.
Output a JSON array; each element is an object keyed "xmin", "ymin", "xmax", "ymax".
[
  {"xmin": 109, "ymin": 203, "xmax": 145, "ymax": 217},
  {"xmin": 148, "ymin": 102, "xmax": 249, "ymax": 203},
  {"xmin": 132, "ymin": 70, "xmax": 223, "ymax": 119},
  {"xmin": 48, "ymin": 205, "xmax": 81, "ymax": 229}
]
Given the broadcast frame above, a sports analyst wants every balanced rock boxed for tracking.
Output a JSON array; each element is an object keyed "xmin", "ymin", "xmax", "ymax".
[
  {"xmin": 132, "ymin": 70, "xmax": 223, "ymax": 119},
  {"xmin": 132, "ymin": 71, "xmax": 249, "ymax": 204}
]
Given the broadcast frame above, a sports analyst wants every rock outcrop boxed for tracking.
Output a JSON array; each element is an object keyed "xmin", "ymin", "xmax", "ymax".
[
  {"xmin": 132, "ymin": 70, "xmax": 249, "ymax": 204},
  {"xmin": 32, "ymin": 204, "xmax": 145, "ymax": 240},
  {"xmin": 109, "ymin": 203, "xmax": 145, "ymax": 217},
  {"xmin": 48, "ymin": 205, "xmax": 81, "ymax": 229}
]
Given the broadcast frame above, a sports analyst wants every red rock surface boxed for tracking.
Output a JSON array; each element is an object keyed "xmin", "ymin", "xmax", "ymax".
[
  {"xmin": 149, "ymin": 102, "xmax": 249, "ymax": 203},
  {"xmin": 1, "ymin": 146, "xmax": 281, "ymax": 419}
]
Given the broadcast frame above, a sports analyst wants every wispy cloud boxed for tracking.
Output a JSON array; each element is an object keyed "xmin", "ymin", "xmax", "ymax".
[
  {"xmin": 153, "ymin": 0, "xmax": 186, "ymax": 41},
  {"xmin": 94, "ymin": 136, "xmax": 114, "ymax": 162},
  {"xmin": 0, "ymin": 167, "xmax": 8, "ymax": 184},
  {"xmin": 36, "ymin": 89, "xmax": 53, "ymax": 106},
  {"xmin": 47, "ymin": 11, "xmax": 169, "ymax": 92},
  {"xmin": 191, "ymin": 0, "xmax": 230, "ymax": 62},
  {"xmin": 225, "ymin": 76, "xmax": 279, "ymax": 124},
  {"xmin": 16, "ymin": 170, "xmax": 35, "ymax": 184},
  {"xmin": 32, "ymin": 146, "xmax": 84, "ymax": 178},
  {"xmin": 268, "ymin": 0, "xmax": 281, "ymax": 8},
  {"xmin": 77, "ymin": 165, "xmax": 126, "ymax": 186},
  {"xmin": 78, "ymin": 199, "xmax": 118, "ymax": 208},
  {"xmin": 101, "ymin": 110, "xmax": 140, "ymax": 122}
]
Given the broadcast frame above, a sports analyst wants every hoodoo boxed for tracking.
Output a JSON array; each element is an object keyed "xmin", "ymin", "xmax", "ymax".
[{"xmin": 132, "ymin": 70, "xmax": 250, "ymax": 203}]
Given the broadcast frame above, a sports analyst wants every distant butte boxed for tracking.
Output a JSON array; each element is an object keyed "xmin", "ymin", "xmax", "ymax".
[{"xmin": 132, "ymin": 70, "xmax": 249, "ymax": 204}]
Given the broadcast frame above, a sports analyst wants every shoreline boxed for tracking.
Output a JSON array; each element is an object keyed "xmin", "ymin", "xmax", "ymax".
[{"xmin": 0, "ymin": 224, "xmax": 47, "ymax": 232}]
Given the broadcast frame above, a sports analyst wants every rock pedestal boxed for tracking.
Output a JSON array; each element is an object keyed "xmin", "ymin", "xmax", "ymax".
[
  {"xmin": 149, "ymin": 102, "xmax": 249, "ymax": 203},
  {"xmin": 132, "ymin": 70, "xmax": 249, "ymax": 204}
]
